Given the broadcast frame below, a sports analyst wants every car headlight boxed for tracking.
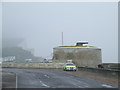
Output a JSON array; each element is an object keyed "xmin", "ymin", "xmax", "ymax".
[
  {"xmin": 66, "ymin": 67, "xmax": 70, "ymax": 69},
  {"xmin": 73, "ymin": 67, "xmax": 76, "ymax": 69}
]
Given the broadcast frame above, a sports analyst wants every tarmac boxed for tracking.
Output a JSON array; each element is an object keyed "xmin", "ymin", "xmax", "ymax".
[
  {"xmin": 1, "ymin": 71, "xmax": 16, "ymax": 88},
  {"xmin": 2, "ymin": 68, "xmax": 117, "ymax": 88}
]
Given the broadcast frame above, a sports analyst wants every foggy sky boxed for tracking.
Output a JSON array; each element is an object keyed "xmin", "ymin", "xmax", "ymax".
[{"xmin": 2, "ymin": 2, "xmax": 118, "ymax": 63}]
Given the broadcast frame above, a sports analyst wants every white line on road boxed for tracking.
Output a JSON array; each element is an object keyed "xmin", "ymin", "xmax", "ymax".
[
  {"xmin": 40, "ymin": 81, "xmax": 50, "ymax": 88},
  {"xmin": 16, "ymin": 73, "xmax": 18, "ymax": 89},
  {"xmin": 77, "ymin": 81, "xmax": 90, "ymax": 88},
  {"xmin": 72, "ymin": 83, "xmax": 84, "ymax": 88},
  {"xmin": 44, "ymin": 75, "xmax": 50, "ymax": 78},
  {"xmin": 102, "ymin": 84, "xmax": 113, "ymax": 88}
]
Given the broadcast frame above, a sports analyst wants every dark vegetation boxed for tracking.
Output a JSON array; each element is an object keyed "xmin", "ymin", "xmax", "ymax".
[{"xmin": 2, "ymin": 47, "xmax": 35, "ymax": 61}]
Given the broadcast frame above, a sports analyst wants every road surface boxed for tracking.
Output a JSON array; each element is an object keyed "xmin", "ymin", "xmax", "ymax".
[{"xmin": 2, "ymin": 68, "xmax": 116, "ymax": 88}]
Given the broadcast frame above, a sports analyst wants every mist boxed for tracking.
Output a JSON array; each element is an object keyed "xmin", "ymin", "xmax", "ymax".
[{"xmin": 2, "ymin": 2, "xmax": 118, "ymax": 63}]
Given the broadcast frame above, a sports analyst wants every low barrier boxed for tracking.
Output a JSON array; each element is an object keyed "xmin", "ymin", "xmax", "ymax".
[
  {"xmin": 78, "ymin": 67, "xmax": 119, "ymax": 78},
  {"xmin": 2, "ymin": 62, "xmax": 64, "ymax": 69}
]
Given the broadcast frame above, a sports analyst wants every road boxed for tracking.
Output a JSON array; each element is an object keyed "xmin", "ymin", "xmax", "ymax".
[{"xmin": 2, "ymin": 68, "xmax": 116, "ymax": 88}]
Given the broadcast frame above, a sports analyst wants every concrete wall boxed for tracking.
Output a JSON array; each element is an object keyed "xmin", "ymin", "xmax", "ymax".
[
  {"xmin": 2, "ymin": 62, "xmax": 64, "ymax": 69},
  {"xmin": 78, "ymin": 67, "xmax": 119, "ymax": 78},
  {"xmin": 102, "ymin": 63, "xmax": 120, "ymax": 69},
  {"xmin": 53, "ymin": 47, "xmax": 102, "ymax": 68}
]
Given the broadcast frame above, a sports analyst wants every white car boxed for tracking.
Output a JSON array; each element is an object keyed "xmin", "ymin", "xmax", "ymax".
[{"xmin": 63, "ymin": 63, "xmax": 77, "ymax": 71}]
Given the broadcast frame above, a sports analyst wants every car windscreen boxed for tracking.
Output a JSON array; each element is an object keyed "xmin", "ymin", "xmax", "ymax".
[{"xmin": 66, "ymin": 64, "xmax": 75, "ymax": 66}]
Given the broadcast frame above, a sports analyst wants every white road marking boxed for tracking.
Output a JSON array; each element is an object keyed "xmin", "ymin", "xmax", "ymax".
[
  {"xmin": 84, "ymin": 85, "xmax": 89, "ymax": 87},
  {"xmin": 77, "ymin": 81, "xmax": 90, "ymax": 87},
  {"xmin": 44, "ymin": 75, "xmax": 50, "ymax": 78},
  {"xmin": 40, "ymin": 81, "xmax": 50, "ymax": 88},
  {"xmin": 78, "ymin": 85, "xmax": 84, "ymax": 88},
  {"xmin": 72, "ymin": 82, "xmax": 84, "ymax": 88},
  {"xmin": 16, "ymin": 73, "xmax": 18, "ymax": 88},
  {"xmin": 102, "ymin": 84, "xmax": 113, "ymax": 88}
]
